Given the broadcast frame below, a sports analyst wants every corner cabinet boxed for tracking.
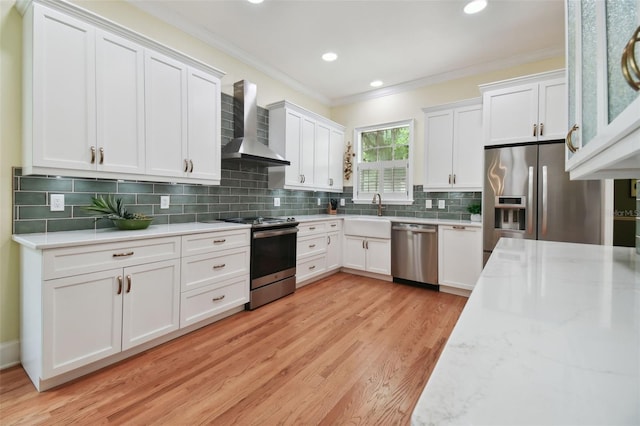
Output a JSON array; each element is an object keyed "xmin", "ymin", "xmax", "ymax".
[
  {"xmin": 267, "ymin": 101, "xmax": 346, "ymax": 192},
  {"xmin": 480, "ymin": 70, "xmax": 566, "ymax": 146},
  {"xmin": 438, "ymin": 225, "xmax": 482, "ymax": 296},
  {"xmin": 19, "ymin": 0, "xmax": 224, "ymax": 185},
  {"xmin": 565, "ymin": 0, "xmax": 640, "ymax": 179},
  {"xmin": 423, "ymin": 99, "xmax": 483, "ymax": 191}
]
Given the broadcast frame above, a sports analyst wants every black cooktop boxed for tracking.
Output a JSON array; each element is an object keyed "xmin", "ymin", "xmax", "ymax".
[{"xmin": 223, "ymin": 217, "xmax": 297, "ymax": 228}]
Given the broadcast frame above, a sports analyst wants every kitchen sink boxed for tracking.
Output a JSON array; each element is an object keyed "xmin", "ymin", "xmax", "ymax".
[{"xmin": 343, "ymin": 217, "xmax": 391, "ymax": 239}]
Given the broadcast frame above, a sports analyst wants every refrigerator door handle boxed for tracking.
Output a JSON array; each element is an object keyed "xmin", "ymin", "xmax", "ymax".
[
  {"xmin": 527, "ymin": 166, "xmax": 534, "ymax": 235},
  {"xmin": 542, "ymin": 165, "xmax": 548, "ymax": 236}
]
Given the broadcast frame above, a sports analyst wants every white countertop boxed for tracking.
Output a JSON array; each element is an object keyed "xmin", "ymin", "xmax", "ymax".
[
  {"xmin": 12, "ymin": 222, "xmax": 249, "ymax": 250},
  {"xmin": 292, "ymin": 214, "xmax": 482, "ymax": 228},
  {"xmin": 412, "ymin": 238, "xmax": 640, "ymax": 425}
]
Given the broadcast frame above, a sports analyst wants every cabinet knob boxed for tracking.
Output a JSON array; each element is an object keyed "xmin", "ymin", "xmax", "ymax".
[
  {"xmin": 621, "ymin": 26, "xmax": 640, "ymax": 91},
  {"xmin": 565, "ymin": 124, "xmax": 580, "ymax": 153}
]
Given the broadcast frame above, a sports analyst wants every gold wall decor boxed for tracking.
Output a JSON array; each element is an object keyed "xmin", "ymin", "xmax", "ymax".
[{"xmin": 344, "ymin": 141, "xmax": 355, "ymax": 180}]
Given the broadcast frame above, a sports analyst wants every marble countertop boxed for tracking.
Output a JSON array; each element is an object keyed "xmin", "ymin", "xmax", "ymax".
[
  {"xmin": 291, "ymin": 214, "xmax": 482, "ymax": 228},
  {"xmin": 12, "ymin": 222, "xmax": 250, "ymax": 250},
  {"xmin": 412, "ymin": 238, "xmax": 640, "ymax": 425}
]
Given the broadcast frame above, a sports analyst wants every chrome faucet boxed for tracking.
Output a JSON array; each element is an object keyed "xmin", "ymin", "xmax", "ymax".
[{"xmin": 372, "ymin": 193, "xmax": 384, "ymax": 216}]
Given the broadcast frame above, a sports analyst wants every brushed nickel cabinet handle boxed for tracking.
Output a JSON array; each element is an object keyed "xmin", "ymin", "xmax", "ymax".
[
  {"xmin": 113, "ymin": 251, "xmax": 134, "ymax": 257},
  {"xmin": 330, "ymin": 178, "xmax": 334, "ymax": 186},
  {"xmin": 533, "ymin": 123, "xmax": 537, "ymax": 137},
  {"xmin": 327, "ymin": 236, "xmax": 331, "ymax": 244},
  {"xmin": 365, "ymin": 241, "xmax": 369, "ymax": 249},
  {"xmin": 189, "ymin": 159, "xmax": 194, "ymax": 173},
  {"xmin": 117, "ymin": 276, "xmax": 123, "ymax": 295},
  {"xmin": 213, "ymin": 239, "xmax": 226, "ymax": 244},
  {"xmin": 453, "ymin": 174, "xmax": 456, "ymax": 184},
  {"xmin": 212, "ymin": 295, "xmax": 225, "ymax": 302},
  {"xmin": 309, "ymin": 227, "xmax": 316, "ymax": 230},
  {"xmin": 539, "ymin": 123, "xmax": 544, "ymax": 136},
  {"xmin": 126, "ymin": 275, "xmax": 132, "ymax": 293},
  {"xmin": 362, "ymin": 240, "xmax": 365, "ymax": 249},
  {"xmin": 213, "ymin": 263, "xmax": 226, "ymax": 270},
  {"xmin": 90, "ymin": 146, "xmax": 96, "ymax": 164},
  {"xmin": 309, "ymin": 244, "xmax": 316, "ymax": 248},
  {"xmin": 330, "ymin": 223, "xmax": 337, "ymax": 227},
  {"xmin": 566, "ymin": 124, "xmax": 579, "ymax": 153},
  {"xmin": 184, "ymin": 159, "xmax": 189, "ymax": 172},
  {"xmin": 99, "ymin": 147, "xmax": 104, "ymax": 164},
  {"xmin": 448, "ymin": 174, "xmax": 451, "ymax": 184},
  {"xmin": 453, "ymin": 225, "xmax": 466, "ymax": 230},
  {"xmin": 309, "ymin": 265, "xmax": 316, "ymax": 270},
  {"xmin": 621, "ymin": 26, "xmax": 640, "ymax": 91}
]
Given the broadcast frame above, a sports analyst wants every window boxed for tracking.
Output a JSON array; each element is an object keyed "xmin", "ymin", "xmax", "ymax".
[{"xmin": 353, "ymin": 119, "xmax": 413, "ymax": 204}]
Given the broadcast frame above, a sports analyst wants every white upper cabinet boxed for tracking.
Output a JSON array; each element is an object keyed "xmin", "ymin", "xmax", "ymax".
[
  {"xmin": 19, "ymin": 0, "xmax": 224, "ymax": 185},
  {"xmin": 565, "ymin": 0, "xmax": 640, "ymax": 179},
  {"xmin": 96, "ymin": 30, "xmax": 145, "ymax": 174},
  {"xmin": 268, "ymin": 101, "xmax": 345, "ymax": 192},
  {"xmin": 480, "ymin": 70, "xmax": 566, "ymax": 146},
  {"xmin": 27, "ymin": 4, "xmax": 96, "ymax": 172},
  {"xmin": 423, "ymin": 99, "xmax": 483, "ymax": 191}
]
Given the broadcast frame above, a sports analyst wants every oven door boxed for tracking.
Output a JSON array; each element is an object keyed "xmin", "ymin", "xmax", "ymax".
[{"xmin": 251, "ymin": 226, "xmax": 298, "ymax": 289}]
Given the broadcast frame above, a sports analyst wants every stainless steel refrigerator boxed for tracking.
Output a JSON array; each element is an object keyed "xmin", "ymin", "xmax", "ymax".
[{"xmin": 483, "ymin": 141, "xmax": 602, "ymax": 263}]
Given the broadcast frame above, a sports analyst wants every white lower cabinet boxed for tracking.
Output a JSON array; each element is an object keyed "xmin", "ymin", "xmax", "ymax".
[
  {"xmin": 343, "ymin": 236, "xmax": 391, "ymax": 275},
  {"xmin": 438, "ymin": 225, "xmax": 482, "ymax": 293},
  {"xmin": 295, "ymin": 219, "xmax": 342, "ymax": 286},
  {"xmin": 326, "ymin": 230, "xmax": 342, "ymax": 271}
]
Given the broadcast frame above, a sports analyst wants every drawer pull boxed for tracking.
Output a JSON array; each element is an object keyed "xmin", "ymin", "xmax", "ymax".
[
  {"xmin": 126, "ymin": 275, "xmax": 132, "ymax": 293},
  {"xmin": 309, "ymin": 227, "xmax": 316, "ymax": 230},
  {"xmin": 212, "ymin": 295, "xmax": 225, "ymax": 302},
  {"xmin": 213, "ymin": 239, "xmax": 226, "ymax": 244},
  {"xmin": 453, "ymin": 225, "xmax": 466, "ymax": 230},
  {"xmin": 309, "ymin": 244, "xmax": 316, "ymax": 248},
  {"xmin": 309, "ymin": 265, "xmax": 316, "ymax": 270},
  {"xmin": 117, "ymin": 276, "xmax": 123, "ymax": 295},
  {"xmin": 213, "ymin": 264, "xmax": 226, "ymax": 270},
  {"xmin": 113, "ymin": 251, "xmax": 134, "ymax": 258},
  {"xmin": 330, "ymin": 223, "xmax": 337, "ymax": 227}
]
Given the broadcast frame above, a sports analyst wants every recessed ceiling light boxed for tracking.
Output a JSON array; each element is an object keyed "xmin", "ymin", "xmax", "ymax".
[
  {"xmin": 464, "ymin": 0, "xmax": 487, "ymax": 14},
  {"xmin": 370, "ymin": 80, "xmax": 383, "ymax": 88},
  {"xmin": 322, "ymin": 52, "xmax": 338, "ymax": 62},
  {"xmin": 247, "ymin": 0, "xmax": 264, "ymax": 4}
]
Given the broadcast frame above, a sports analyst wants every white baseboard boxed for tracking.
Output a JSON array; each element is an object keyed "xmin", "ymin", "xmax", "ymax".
[{"xmin": 0, "ymin": 340, "xmax": 20, "ymax": 370}]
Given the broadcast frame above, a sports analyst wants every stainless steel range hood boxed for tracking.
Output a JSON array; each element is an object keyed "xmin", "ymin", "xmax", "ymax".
[{"xmin": 221, "ymin": 80, "xmax": 290, "ymax": 166}]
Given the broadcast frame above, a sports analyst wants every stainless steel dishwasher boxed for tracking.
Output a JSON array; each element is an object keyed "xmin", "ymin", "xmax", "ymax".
[{"xmin": 391, "ymin": 223, "xmax": 438, "ymax": 286}]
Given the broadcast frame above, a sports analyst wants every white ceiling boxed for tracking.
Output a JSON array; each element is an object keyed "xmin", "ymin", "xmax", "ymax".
[{"xmin": 129, "ymin": 0, "xmax": 566, "ymax": 106}]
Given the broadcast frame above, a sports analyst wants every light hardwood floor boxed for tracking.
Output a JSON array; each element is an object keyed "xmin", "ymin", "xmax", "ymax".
[{"xmin": 0, "ymin": 272, "xmax": 466, "ymax": 425}]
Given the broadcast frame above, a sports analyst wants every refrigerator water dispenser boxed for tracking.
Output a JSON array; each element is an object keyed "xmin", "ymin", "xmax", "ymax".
[{"xmin": 494, "ymin": 196, "xmax": 526, "ymax": 231}]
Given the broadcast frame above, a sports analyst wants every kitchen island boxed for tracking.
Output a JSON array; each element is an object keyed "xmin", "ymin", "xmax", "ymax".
[{"xmin": 412, "ymin": 238, "xmax": 639, "ymax": 425}]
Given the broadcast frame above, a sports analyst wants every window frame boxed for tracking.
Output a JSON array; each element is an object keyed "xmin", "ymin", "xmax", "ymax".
[{"xmin": 352, "ymin": 119, "xmax": 414, "ymax": 205}]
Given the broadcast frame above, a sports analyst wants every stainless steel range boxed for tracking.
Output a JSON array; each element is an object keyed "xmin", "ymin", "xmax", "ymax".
[{"xmin": 224, "ymin": 217, "xmax": 298, "ymax": 310}]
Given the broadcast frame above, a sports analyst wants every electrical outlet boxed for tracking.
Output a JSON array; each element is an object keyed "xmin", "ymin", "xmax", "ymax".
[
  {"xmin": 160, "ymin": 196, "xmax": 170, "ymax": 209},
  {"xmin": 438, "ymin": 199, "xmax": 446, "ymax": 209},
  {"xmin": 340, "ymin": 198, "xmax": 345, "ymax": 206},
  {"xmin": 425, "ymin": 199, "xmax": 432, "ymax": 209},
  {"xmin": 317, "ymin": 198, "xmax": 321, "ymax": 206},
  {"xmin": 50, "ymin": 194, "xmax": 64, "ymax": 212},
  {"xmin": 274, "ymin": 197, "xmax": 280, "ymax": 207}
]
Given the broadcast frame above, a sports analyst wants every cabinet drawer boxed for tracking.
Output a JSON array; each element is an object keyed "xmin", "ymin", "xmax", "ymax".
[
  {"xmin": 182, "ymin": 229, "xmax": 249, "ymax": 256},
  {"xmin": 297, "ymin": 234, "xmax": 327, "ymax": 259},
  {"xmin": 43, "ymin": 237, "xmax": 181, "ymax": 280},
  {"xmin": 296, "ymin": 254, "xmax": 327, "ymax": 283},
  {"xmin": 326, "ymin": 220, "xmax": 342, "ymax": 231},
  {"xmin": 297, "ymin": 221, "xmax": 327, "ymax": 236},
  {"xmin": 180, "ymin": 275, "xmax": 249, "ymax": 327},
  {"xmin": 181, "ymin": 247, "xmax": 249, "ymax": 292}
]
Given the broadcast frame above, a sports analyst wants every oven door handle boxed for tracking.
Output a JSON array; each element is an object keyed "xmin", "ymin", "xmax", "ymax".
[{"xmin": 253, "ymin": 227, "xmax": 299, "ymax": 239}]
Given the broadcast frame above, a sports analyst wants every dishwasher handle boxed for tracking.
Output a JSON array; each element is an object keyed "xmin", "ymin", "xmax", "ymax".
[{"xmin": 392, "ymin": 224, "xmax": 437, "ymax": 233}]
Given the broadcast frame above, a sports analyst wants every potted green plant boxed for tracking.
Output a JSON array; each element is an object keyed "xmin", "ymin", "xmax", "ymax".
[
  {"xmin": 84, "ymin": 195, "xmax": 153, "ymax": 230},
  {"xmin": 467, "ymin": 203, "xmax": 481, "ymax": 222}
]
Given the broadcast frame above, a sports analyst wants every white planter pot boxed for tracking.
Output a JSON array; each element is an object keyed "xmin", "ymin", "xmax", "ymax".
[{"xmin": 470, "ymin": 214, "xmax": 481, "ymax": 222}]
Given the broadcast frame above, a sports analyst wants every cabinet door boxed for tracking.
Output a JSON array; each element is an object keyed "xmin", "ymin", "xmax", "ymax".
[
  {"xmin": 329, "ymin": 129, "xmax": 345, "ymax": 191},
  {"xmin": 43, "ymin": 269, "xmax": 122, "ymax": 378},
  {"xmin": 284, "ymin": 110, "xmax": 303, "ymax": 186},
  {"xmin": 438, "ymin": 226, "xmax": 482, "ymax": 290},
  {"xmin": 145, "ymin": 50, "xmax": 188, "ymax": 178},
  {"xmin": 343, "ymin": 236, "xmax": 366, "ymax": 271},
  {"xmin": 326, "ymin": 231, "xmax": 342, "ymax": 270},
  {"xmin": 452, "ymin": 105, "xmax": 483, "ymax": 189},
  {"xmin": 424, "ymin": 110, "xmax": 454, "ymax": 189},
  {"xmin": 187, "ymin": 67, "xmax": 221, "ymax": 182},
  {"xmin": 314, "ymin": 123, "xmax": 331, "ymax": 189},
  {"xmin": 483, "ymin": 83, "xmax": 539, "ymax": 145},
  {"xmin": 32, "ymin": 4, "xmax": 96, "ymax": 170},
  {"xmin": 300, "ymin": 117, "xmax": 316, "ymax": 186},
  {"xmin": 95, "ymin": 29, "xmax": 145, "ymax": 174},
  {"xmin": 365, "ymin": 239, "xmax": 391, "ymax": 275},
  {"xmin": 538, "ymin": 78, "xmax": 566, "ymax": 141},
  {"xmin": 121, "ymin": 259, "xmax": 180, "ymax": 351}
]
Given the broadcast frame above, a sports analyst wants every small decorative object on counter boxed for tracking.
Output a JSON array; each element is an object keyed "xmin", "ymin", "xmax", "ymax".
[
  {"xmin": 467, "ymin": 203, "xmax": 481, "ymax": 222},
  {"xmin": 344, "ymin": 141, "xmax": 355, "ymax": 180},
  {"xmin": 84, "ymin": 195, "xmax": 153, "ymax": 230},
  {"xmin": 328, "ymin": 198, "xmax": 338, "ymax": 215}
]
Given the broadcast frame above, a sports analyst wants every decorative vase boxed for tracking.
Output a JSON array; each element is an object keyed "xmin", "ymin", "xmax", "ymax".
[
  {"xmin": 111, "ymin": 218, "xmax": 153, "ymax": 230},
  {"xmin": 470, "ymin": 214, "xmax": 481, "ymax": 222}
]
